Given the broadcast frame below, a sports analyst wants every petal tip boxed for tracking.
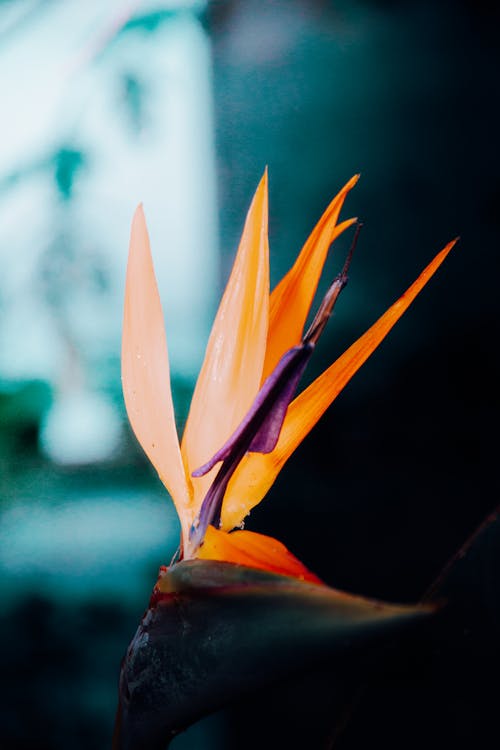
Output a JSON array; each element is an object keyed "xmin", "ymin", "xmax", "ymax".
[
  {"xmin": 260, "ymin": 166, "xmax": 269, "ymax": 190},
  {"xmin": 441, "ymin": 237, "xmax": 459, "ymax": 258},
  {"xmin": 131, "ymin": 203, "xmax": 146, "ymax": 231},
  {"xmin": 343, "ymin": 173, "xmax": 360, "ymax": 190},
  {"xmin": 338, "ymin": 173, "xmax": 360, "ymax": 196}
]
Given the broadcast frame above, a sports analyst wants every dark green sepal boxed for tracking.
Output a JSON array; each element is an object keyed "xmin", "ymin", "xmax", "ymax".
[{"xmin": 113, "ymin": 560, "xmax": 434, "ymax": 749}]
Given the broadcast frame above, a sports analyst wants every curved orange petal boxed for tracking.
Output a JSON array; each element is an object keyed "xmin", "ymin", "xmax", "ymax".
[
  {"xmin": 122, "ymin": 205, "xmax": 192, "ymax": 545},
  {"xmin": 221, "ymin": 239, "xmax": 458, "ymax": 530},
  {"xmin": 197, "ymin": 526, "xmax": 322, "ymax": 583},
  {"xmin": 262, "ymin": 174, "xmax": 359, "ymax": 381},
  {"xmin": 182, "ymin": 171, "xmax": 270, "ymax": 511}
]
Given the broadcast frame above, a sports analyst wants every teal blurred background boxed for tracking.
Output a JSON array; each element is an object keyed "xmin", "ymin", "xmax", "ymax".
[{"xmin": 0, "ymin": 1, "xmax": 498, "ymax": 748}]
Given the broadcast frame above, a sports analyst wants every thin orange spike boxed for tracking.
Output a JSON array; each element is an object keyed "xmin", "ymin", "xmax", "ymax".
[
  {"xmin": 181, "ymin": 171, "xmax": 270, "ymax": 513},
  {"xmin": 122, "ymin": 205, "xmax": 192, "ymax": 546},
  {"xmin": 221, "ymin": 239, "xmax": 458, "ymax": 530},
  {"xmin": 197, "ymin": 526, "xmax": 322, "ymax": 583},
  {"xmin": 262, "ymin": 174, "xmax": 359, "ymax": 381}
]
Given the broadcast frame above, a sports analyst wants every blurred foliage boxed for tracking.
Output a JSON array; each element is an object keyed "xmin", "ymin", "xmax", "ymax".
[
  {"xmin": 0, "ymin": 380, "xmax": 52, "ymax": 464},
  {"xmin": 54, "ymin": 148, "xmax": 86, "ymax": 200}
]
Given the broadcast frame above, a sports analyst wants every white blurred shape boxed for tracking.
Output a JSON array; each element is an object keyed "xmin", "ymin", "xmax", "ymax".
[
  {"xmin": 0, "ymin": 0, "xmax": 217, "ymax": 464},
  {"xmin": 39, "ymin": 387, "xmax": 123, "ymax": 465}
]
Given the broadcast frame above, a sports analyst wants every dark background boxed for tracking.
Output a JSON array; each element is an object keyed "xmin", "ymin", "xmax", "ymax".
[
  {"xmin": 211, "ymin": 0, "xmax": 498, "ymax": 618},
  {"xmin": 1, "ymin": 1, "xmax": 499, "ymax": 748}
]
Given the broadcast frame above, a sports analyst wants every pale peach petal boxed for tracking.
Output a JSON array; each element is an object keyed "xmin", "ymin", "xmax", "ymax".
[
  {"xmin": 122, "ymin": 205, "xmax": 192, "ymax": 545},
  {"xmin": 197, "ymin": 526, "xmax": 322, "ymax": 583},
  {"xmin": 262, "ymin": 175, "xmax": 359, "ymax": 381},
  {"xmin": 182, "ymin": 171, "xmax": 270, "ymax": 512},
  {"xmin": 221, "ymin": 239, "xmax": 457, "ymax": 530}
]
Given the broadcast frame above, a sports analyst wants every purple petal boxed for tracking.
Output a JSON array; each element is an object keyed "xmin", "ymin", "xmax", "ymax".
[
  {"xmin": 248, "ymin": 349, "xmax": 311, "ymax": 452},
  {"xmin": 192, "ymin": 344, "xmax": 313, "ymax": 477},
  {"xmin": 188, "ymin": 343, "xmax": 313, "ymax": 552}
]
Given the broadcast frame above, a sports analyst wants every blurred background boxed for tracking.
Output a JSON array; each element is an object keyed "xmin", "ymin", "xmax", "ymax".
[{"xmin": 0, "ymin": 1, "xmax": 498, "ymax": 748}]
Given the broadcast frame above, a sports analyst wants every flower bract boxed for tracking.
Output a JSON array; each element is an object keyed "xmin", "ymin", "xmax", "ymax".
[{"xmin": 122, "ymin": 172, "xmax": 456, "ymax": 581}]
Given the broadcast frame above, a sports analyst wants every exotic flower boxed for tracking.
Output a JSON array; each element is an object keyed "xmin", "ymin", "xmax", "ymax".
[{"xmin": 122, "ymin": 172, "xmax": 455, "ymax": 582}]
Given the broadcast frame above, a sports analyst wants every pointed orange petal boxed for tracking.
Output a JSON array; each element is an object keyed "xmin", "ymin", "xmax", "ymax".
[
  {"xmin": 197, "ymin": 526, "xmax": 322, "ymax": 583},
  {"xmin": 182, "ymin": 171, "xmax": 270, "ymax": 510},
  {"xmin": 221, "ymin": 239, "xmax": 457, "ymax": 530},
  {"xmin": 262, "ymin": 175, "xmax": 359, "ymax": 381},
  {"xmin": 122, "ymin": 205, "xmax": 192, "ymax": 544}
]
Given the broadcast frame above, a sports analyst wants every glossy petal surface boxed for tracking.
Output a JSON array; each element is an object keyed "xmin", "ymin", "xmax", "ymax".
[
  {"xmin": 182, "ymin": 172, "xmax": 270, "ymax": 510},
  {"xmin": 122, "ymin": 205, "xmax": 191, "ymax": 542}
]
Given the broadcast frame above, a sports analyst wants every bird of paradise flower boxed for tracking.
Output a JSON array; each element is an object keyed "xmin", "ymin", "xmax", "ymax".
[{"xmin": 121, "ymin": 171, "xmax": 456, "ymax": 584}]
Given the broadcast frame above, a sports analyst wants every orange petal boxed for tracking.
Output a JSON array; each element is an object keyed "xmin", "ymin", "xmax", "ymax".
[
  {"xmin": 262, "ymin": 174, "xmax": 359, "ymax": 381},
  {"xmin": 182, "ymin": 171, "xmax": 270, "ymax": 511},
  {"xmin": 197, "ymin": 526, "xmax": 322, "ymax": 584},
  {"xmin": 221, "ymin": 239, "xmax": 458, "ymax": 530},
  {"xmin": 122, "ymin": 205, "xmax": 192, "ymax": 544}
]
